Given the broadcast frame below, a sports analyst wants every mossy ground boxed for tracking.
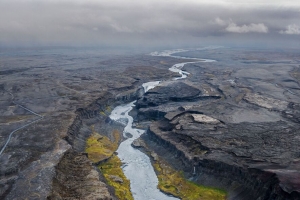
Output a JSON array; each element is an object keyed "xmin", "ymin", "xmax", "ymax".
[
  {"xmin": 85, "ymin": 126, "xmax": 133, "ymax": 199},
  {"xmin": 99, "ymin": 155, "xmax": 133, "ymax": 200},
  {"xmin": 153, "ymin": 158, "xmax": 227, "ymax": 200},
  {"xmin": 85, "ymin": 126, "xmax": 120, "ymax": 163}
]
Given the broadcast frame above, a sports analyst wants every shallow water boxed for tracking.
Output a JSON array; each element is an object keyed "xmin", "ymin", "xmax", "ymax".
[
  {"xmin": 109, "ymin": 48, "xmax": 217, "ymax": 199},
  {"xmin": 151, "ymin": 49, "xmax": 216, "ymax": 80},
  {"xmin": 109, "ymin": 101, "xmax": 178, "ymax": 200},
  {"xmin": 142, "ymin": 81, "xmax": 161, "ymax": 93}
]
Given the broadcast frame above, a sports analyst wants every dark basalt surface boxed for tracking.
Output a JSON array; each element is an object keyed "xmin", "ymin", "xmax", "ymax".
[
  {"xmin": 0, "ymin": 50, "xmax": 181, "ymax": 199},
  {"xmin": 145, "ymin": 111, "xmax": 300, "ymax": 199},
  {"xmin": 135, "ymin": 49, "xmax": 300, "ymax": 200},
  {"xmin": 136, "ymin": 82, "xmax": 201, "ymax": 108},
  {"xmin": 1, "ymin": 47, "xmax": 300, "ymax": 200},
  {"xmin": 48, "ymin": 150, "xmax": 115, "ymax": 200}
]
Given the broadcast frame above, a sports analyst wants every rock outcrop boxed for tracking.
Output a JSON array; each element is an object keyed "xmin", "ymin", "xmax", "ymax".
[
  {"xmin": 136, "ymin": 82, "xmax": 201, "ymax": 109},
  {"xmin": 144, "ymin": 106, "xmax": 300, "ymax": 199},
  {"xmin": 135, "ymin": 80, "xmax": 300, "ymax": 199},
  {"xmin": 48, "ymin": 150, "xmax": 115, "ymax": 200}
]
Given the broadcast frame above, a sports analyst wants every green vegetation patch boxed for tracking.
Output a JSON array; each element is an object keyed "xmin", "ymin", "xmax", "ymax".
[
  {"xmin": 99, "ymin": 155, "xmax": 133, "ymax": 200},
  {"xmin": 85, "ymin": 126, "xmax": 133, "ymax": 199},
  {"xmin": 153, "ymin": 158, "xmax": 227, "ymax": 200},
  {"xmin": 85, "ymin": 128, "xmax": 120, "ymax": 163}
]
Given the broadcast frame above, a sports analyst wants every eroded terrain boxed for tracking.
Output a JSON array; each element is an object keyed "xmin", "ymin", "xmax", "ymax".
[
  {"xmin": 0, "ymin": 48, "xmax": 182, "ymax": 199},
  {"xmin": 0, "ymin": 47, "xmax": 300, "ymax": 199},
  {"xmin": 136, "ymin": 48, "xmax": 300, "ymax": 200}
]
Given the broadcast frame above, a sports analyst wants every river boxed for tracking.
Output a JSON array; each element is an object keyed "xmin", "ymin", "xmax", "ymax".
[{"xmin": 109, "ymin": 49, "xmax": 216, "ymax": 200}]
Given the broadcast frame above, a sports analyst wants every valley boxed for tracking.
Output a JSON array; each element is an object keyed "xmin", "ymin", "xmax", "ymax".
[{"xmin": 0, "ymin": 47, "xmax": 300, "ymax": 200}]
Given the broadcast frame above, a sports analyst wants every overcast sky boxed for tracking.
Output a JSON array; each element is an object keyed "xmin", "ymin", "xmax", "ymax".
[{"xmin": 1, "ymin": 0, "xmax": 300, "ymax": 49}]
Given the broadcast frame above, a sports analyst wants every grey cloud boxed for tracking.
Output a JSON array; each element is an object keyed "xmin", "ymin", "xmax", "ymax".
[
  {"xmin": 225, "ymin": 23, "xmax": 268, "ymax": 33},
  {"xmin": 214, "ymin": 18, "xmax": 268, "ymax": 33},
  {"xmin": 279, "ymin": 24, "xmax": 300, "ymax": 35},
  {"xmin": 0, "ymin": 0, "xmax": 300, "ymax": 48},
  {"xmin": 214, "ymin": 18, "xmax": 229, "ymax": 26}
]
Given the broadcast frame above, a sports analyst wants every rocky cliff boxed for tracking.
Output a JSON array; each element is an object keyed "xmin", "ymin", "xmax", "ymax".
[{"xmin": 134, "ymin": 78, "xmax": 300, "ymax": 200}]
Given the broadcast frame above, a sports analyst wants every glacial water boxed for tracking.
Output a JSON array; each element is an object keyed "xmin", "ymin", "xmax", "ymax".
[{"xmin": 109, "ymin": 49, "xmax": 216, "ymax": 199}]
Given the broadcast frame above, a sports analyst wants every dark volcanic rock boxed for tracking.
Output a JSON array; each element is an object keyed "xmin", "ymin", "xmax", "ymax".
[
  {"xmin": 47, "ymin": 150, "xmax": 115, "ymax": 200},
  {"xmin": 2, "ymin": 47, "xmax": 300, "ymax": 200},
  {"xmin": 135, "ymin": 48, "xmax": 300, "ymax": 200},
  {"xmin": 0, "ymin": 51, "xmax": 182, "ymax": 199},
  {"xmin": 136, "ymin": 82, "xmax": 201, "ymax": 108},
  {"xmin": 140, "ymin": 98, "xmax": 300, "ymax": 200},
  {"xmin": 146, "ymin": 116, "xmax": 300, "ymax": 200}
]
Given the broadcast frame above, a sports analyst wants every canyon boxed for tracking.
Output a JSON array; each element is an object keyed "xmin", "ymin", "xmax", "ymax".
[{"xmin": 0, "ymin": 47, "xmax": 300, "ymax": 199}]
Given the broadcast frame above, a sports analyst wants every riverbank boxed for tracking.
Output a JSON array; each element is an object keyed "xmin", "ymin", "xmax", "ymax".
[
  {"xmin": 2, "ymin": 47, "xmax": 299, "ymax": 199},
  {"xmin": 134, "ymin": 48, "xmax": 300, "ymax": 199},
  {"xmin": 103, "ymin": 49, "xmax": 226, "ymax": 199}
]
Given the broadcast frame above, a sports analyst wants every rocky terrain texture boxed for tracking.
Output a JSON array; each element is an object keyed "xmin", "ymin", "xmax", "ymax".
[
  {"xmin": 48, "ymin": 150, "xmax": 114, "ymax": 200},
  {"xmin": 1, "ymin": 47, "xmax": 300, "ymax": 200},
  {"xmin": 135, "ymin": 48, "xmax": 300, "ymax": 200},
  {"xmin": 0, "ymin": 48, "xmax": 181, "ymax": 199}
]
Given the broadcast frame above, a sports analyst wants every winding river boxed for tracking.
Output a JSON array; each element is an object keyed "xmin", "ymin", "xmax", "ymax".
[{"xmin": 109, "ymin": 49, "xmax": 217, "ymax": 200}]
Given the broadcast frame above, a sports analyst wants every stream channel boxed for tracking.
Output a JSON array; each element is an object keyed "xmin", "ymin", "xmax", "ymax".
[{"xmin": 109, "ymin": 49, "xmax": 216, "ymax": 200}]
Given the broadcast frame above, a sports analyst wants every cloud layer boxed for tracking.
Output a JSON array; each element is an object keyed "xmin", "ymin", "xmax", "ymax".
[
  {"xmin": 225, "ymin": 23, "xmax": 268, "ymax": 33},
  {"xmin": 0, "ymin": 0, "xmax": 300, "ymax": 48},
  {"xmin": 280, "ymin": 24, "xmax": 300, "ymax": 35}
]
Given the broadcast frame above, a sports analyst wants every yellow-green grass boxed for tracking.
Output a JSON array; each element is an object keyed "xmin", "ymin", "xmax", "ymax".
[
  {"xmin": 85, "ymin": 128, "xmax": 120, "ymax": 163},
  {"xmin": 99, "ymin": 155, "xmax": 133, "ymax": 200},
  {"xmin": 85, "ymin": 127, "xmax": 133, "ymax": 199},
  {"xmin": 100, "ymin": 111, "xmax": 106, "ymax": 116},
  {"xmin": 153, "ymin": 158, "xmax": 227, "ymax": 200},
  {"xmin": 99, "ymin": 106, "xmax": 112, "ymax": 116}
]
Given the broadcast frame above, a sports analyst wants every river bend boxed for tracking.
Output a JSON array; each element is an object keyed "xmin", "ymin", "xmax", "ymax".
[{"xmin": 109, "ymin": 49, "xmax": 216, "ymax": 199}]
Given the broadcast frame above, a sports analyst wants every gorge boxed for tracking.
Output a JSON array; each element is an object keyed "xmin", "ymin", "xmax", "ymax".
[{"xmin": 0, "ymin": 47, "xmax": 300, "ymax": 200}]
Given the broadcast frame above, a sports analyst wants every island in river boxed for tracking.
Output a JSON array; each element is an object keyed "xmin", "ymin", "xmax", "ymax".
[{"xmin": 0, "ymin": 47, "xmax": 300, "ymax": 200}]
